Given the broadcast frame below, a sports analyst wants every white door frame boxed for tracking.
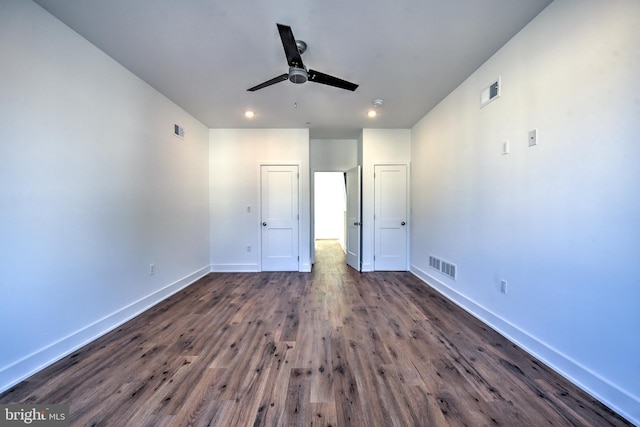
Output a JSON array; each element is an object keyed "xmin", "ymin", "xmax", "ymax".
[
  {"xmin": 346, "ymin": 166, "xmax": 362, "ymax": 271},
  {"xmin": 310, "ymin": 168, "xmax": 350, "ymax": 266},
  {"xmin": 259, "ymin": 163, "xmax": 301, "ymax": 271},
  {"xmin": 373, "ymin": 163, "xmax": 409, "ymax": 271}
]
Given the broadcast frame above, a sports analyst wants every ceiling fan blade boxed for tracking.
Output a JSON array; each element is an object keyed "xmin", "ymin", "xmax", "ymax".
[
  {"xmin": 308, "ymin": 69, "xmax": 358, "ymax": 91},
  {"xmin": 247, "ymin": 73, "xmax": 289, "ymax": 91},
  {"xmin": 277, "ymin": 23, "xmax": 304, "ymax": 68}
]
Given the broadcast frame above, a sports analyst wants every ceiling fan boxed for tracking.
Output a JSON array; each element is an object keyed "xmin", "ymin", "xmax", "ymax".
[{"xmin": 247, "ymin": 23, "xmax": 358, "ymax": 92}]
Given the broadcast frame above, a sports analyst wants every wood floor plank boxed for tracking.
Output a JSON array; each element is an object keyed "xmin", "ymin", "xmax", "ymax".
[
  {"xmin": 283, "ymin": 368, "xmax": 313, "ymax": 426},
  {"xmin": 405, "ymin": 384, "xmax": 451, "ymax": 426},
  {"xmin": 0, "ymin": 240, "xmax": 632, "ymax": 426},
  {"xmin": 251, "ymin": 341, "xmax": 295, "ymax": 426},
  {"xmin": 328, "ymin": 326, "xmax": 366, "ymax": 426},
  {"xmin": 307, "ymin": 318, "xmax": 334, "ymax": 403},
  {"xmin": 308, "ymin": 401, "xmax": 338, "ymax": 427}
]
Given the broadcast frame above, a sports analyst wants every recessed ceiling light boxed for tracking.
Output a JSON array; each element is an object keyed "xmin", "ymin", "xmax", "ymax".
[
  {"xmin": 244, "ymin": 110, "xmax": 254, "ymax": 118},
  {"xmin": 368, "ymin": 98, "xmax": 383, "ymax": 118}
]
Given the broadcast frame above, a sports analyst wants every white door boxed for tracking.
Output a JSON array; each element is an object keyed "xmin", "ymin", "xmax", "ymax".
[
  {"xmin": 374, "ymin": 164, "xmax": 407, "ymax": 271},
  {"xmin": 346, "ymin": 166, "xmax": 362, "ymax": 271},
  {"xmin": 261, "ymin": 165, "xmax": 299, "ymax": 271}
]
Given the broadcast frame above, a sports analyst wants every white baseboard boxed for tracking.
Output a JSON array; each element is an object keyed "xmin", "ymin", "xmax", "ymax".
[
  {"xmin": 361, "ymin": 262, "xmax": 374, "ymax": 272},
  {"xmin": 210, "ymin": 263, "xmax": 259, "ymax": 272},
  {"xmin": 210, "ymin": 263, "xmax": 312, "ymax": 273},
  {"xmin": 0, "ymin": 265, "xmax": 210, "ymax": 394},
  {"xmin": 300, "ymin": 262, "xmax": 311, "ymax": 273},
  {"xmin": 410, "ymin": 264, "xmax": 639, "ymax": 426}
]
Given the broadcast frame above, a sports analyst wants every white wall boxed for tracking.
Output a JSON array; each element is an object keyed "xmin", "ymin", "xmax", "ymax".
[
  {"xmin": 309, "ymin": 139, "xmax": 358, "ymax": 172},
  {"xmin": 361, "ymin": 129, "xmax": 411, "ymax": 271},
  {"xmin": 0, "ymin": 0, "xmax": 210, "ymax": 392},
  {"xmin": 209, "ymin": 129, "xmax": 310, "ymax": 272},
  {"xmin": 410, "ymin": 0, "xmax": 640, "ymax": 423}
]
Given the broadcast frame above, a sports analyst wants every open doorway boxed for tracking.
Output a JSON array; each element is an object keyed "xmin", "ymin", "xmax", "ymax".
[{"xmin": 314, "ymin": 172, "xmax": 347, "ymax": 253}]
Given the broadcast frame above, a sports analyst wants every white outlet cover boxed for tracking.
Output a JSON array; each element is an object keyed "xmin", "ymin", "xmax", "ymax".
[
  {"xmin": 502, "ymin": 140, "xmax": 509, "ymax": 155},
  {"xmin": 528, "ymin": 129, "xmax": 538, "ymax": 146},
  {"xmin": 500, "ymin": 280, "xmax": 507, "ymax": 294}
]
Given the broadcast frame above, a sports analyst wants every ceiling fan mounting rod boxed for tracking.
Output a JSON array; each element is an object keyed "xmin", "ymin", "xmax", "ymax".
[{"xmin": 296, "ymin": 40, "xmax": 307, "ymax": 55}]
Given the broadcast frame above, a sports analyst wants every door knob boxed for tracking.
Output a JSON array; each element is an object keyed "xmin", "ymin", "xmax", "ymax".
[
  {"xmin": 262, "ymin": 222, "xmax": 267, "ymax": 226},
  {"xmin": 401, "ymin": 221, "xmax": 406, "ymax": 226}
]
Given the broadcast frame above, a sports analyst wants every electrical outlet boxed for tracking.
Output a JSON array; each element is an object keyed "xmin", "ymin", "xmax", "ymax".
[
  {"xmin": 149, "ymin": 264, "xmax": 155, "ymax": 275},
  {"xmin": 502, "ymin": 140, "xmax": 509, "ymax": 155},
  {"xmin": 500, "ymin": 280, "xmax": 507, "ymax": 294},
  {"xmin": 247, "ymin": 245, "xmax": 252, "ymax": 252},
  {"xmin": 528, "ymin": 129, "xmax": 538, "ymax": 147}
]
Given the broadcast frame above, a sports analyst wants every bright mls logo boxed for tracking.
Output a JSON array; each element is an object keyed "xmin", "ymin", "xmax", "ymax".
[{"xmin": 0, "ymin": 404, "xmax": 69, "ymax": 426}]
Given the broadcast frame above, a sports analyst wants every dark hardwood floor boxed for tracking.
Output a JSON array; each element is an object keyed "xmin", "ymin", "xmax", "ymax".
[{"xmin": 1, "ymin": 240, "xmax": 630, "ymax": 426}]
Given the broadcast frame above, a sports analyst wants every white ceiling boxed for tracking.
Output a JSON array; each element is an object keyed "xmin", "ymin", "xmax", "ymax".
[{"xmin": 33, "ymin": 0, "xmax": 552, "ymax": 139}]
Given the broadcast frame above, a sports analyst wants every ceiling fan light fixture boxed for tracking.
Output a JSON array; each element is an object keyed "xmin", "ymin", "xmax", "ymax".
[{"xmin": 289, "ymin": 67, "xmax": 308, "ymax": 84}]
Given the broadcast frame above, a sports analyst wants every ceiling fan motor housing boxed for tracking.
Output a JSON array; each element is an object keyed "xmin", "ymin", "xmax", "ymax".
[{"xmin": 289, "ymin": 67, "xmax": 307, "ymax": 84}]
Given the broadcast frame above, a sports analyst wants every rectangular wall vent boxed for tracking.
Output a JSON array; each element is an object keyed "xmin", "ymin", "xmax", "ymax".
[
  {"xmin": 429, "ymin": 255, "xmax": 457, "ymax": 280},
  {"xmin": 174, "ymin": 124, "xmax": 185, "ymax": 139},
  {"xmin": 429, "ymin": 255, "xmax": 440, "ymax": 270},
  {"xmin": 480, "ymin": 77, "xmax": 501, "ymax": 108}
]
